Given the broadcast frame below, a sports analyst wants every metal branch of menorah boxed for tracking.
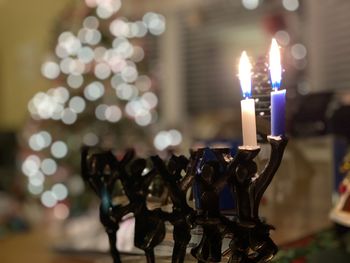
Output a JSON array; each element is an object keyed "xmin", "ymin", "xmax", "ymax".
[{"xmin": 81, "ymin": 135, "xmax": 287, "ymax": 263}]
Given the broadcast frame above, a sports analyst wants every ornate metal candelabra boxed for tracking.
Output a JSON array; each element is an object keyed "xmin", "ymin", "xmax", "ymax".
[{"xmin": 81, "ymin": 135, "xmax": 287, "ymax": 263}]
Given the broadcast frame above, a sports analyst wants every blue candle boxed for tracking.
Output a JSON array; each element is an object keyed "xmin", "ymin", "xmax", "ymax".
[
  {"xmin": 269, "ymin": 39, "xmax": 286, "ymax": 136},
  {"xmin": 271, "ymin": 89, "xmax": 286, "ymax": 136}
]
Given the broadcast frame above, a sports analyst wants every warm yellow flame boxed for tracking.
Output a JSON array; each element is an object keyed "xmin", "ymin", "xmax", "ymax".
[
  {"xmin": 269, "ymin": 38, "xmax": 282, "ymax": 90},
  {"xmin": 238, "ymin": 51, "xmax": 252, "ymax": 98}
]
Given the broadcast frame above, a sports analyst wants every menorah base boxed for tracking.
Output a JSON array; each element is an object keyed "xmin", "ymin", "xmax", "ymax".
[{"xmin": 81, "ymin": 136, "xmax": 288, "ymax": 263}]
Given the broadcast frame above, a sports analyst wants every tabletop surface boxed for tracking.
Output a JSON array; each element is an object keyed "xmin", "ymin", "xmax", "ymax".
[{"xmin": 0, "ymin": 227, "xmax": 199, "ymax": 263}]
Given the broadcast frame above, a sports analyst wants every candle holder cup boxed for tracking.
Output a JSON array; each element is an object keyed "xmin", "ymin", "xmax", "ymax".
[{"xmin": 81, "ymin": 136, "xmax": 287, "ymax": 263}]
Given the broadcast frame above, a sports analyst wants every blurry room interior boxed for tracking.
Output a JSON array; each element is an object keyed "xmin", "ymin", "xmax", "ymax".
[{"xmin": 1, "ymin": 0, "xmax": 350, "ymax": 262}]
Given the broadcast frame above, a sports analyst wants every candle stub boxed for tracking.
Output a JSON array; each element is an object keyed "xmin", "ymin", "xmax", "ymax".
[{"xmin": 241, "ymin": 98, "xmax": 257, "ymax": 147}]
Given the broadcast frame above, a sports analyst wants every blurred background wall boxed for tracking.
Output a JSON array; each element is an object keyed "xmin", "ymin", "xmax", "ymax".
[{"xmin": 0, "ymin": 0, "xmax": 70, "ymax": 130}]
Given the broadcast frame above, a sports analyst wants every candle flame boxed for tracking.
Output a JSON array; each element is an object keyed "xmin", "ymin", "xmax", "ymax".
[
  {"xmin": 269, "ymin": 39, "xmax": 282, "ymax": 91},
  {"xmin": 239, "ymin": 51, "xmax": 252, "ymax": 98}
]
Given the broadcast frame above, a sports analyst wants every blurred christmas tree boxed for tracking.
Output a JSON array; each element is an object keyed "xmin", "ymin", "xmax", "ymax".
[{"xmin": 20, "ymin": 0, "xmax": 181, "ymax": 216}]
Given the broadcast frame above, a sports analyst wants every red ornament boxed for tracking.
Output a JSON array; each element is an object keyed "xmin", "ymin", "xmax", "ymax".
[{"xmin": 339, "ymin": 184, "xmax": 347, "ymax": 194}]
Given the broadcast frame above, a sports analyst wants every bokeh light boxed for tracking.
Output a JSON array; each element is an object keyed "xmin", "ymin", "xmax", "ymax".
[
  {"xmin": 111, "ymin": 74, "xmax": 124, "ymax": 89},
  {"xmin": 84, "ymin": 81, "xmax": 105, "ymax": 101},
  {"xmin": 241, "ymin": 0, "xmax": 259, "ymax": 10},
  {"xmin": 135, "ymin": 75, "xmax": 152, "ymax": 91},
  {"xmin": 28, "ymin": 131, "xmax": 52, "ymax": 151},
  {"xmin": 52, "ymin": 183, "xmax": 69, "ymax": 201},
  {"xmin": 141, "ymin": 92, "xmax": 158, "ymax": 109},
  {"xmin": 25, "ymin": 0, "xmax": 166, "ymax": 206},
  {"xmin": 61, "ymin": 108, "xmax": 78, "ymax": 125},
  {"xmin": 41, "ymin": 158, "xmax": 58, "ymax": 176},
  {"xmin": 125, "ymin": 100, "xmax": 143, "ymax": 117},
  {"xmin": 67, "ymin": 74, "xmax": 84, "ymax": 89},
  {"xmin": 41, "ymin": 61, "xmax": 60, "ymax": 79},
  {"xmin": 51, "ymin": 141, "xmax": 68, "ymax": 159},
  {"xmin": 29, "ymin": 171, "xmax": 45, "ymax": 187},
  {"xmin": 121, "ymin": 65, "xmax": 138, "ymax": 83},
  {"xmin": 78, "ymin": 28, "xmax": 102, "ymax": 45},
  {"xmin": 131, "ymin": 46, "xmax": 145, "ymax": 62},
  {"xmin": 83, "ymin": 133, "xmax": 99, "ymax": 146},
  {"xmin": 69, "ymin": 96, "xmax": 86, "ymax": 113},
  {"xmin": 143, "ymin": 12, "xmax": 166, "ymax": 35},
  {"xmin": 41, "ymin": 191, "xmax": 57, "ymax": 208},
  {"xmin": 291, "ymin": 43, "xmax": 307, "ymax": 60},
  {"xmin": 132, "ymin": 21, "xmax": 147, "ymax": 38},
  {"xmin": 96, "ymin": 0, "xmax": 122, "ymax": 19},
  {"xmin": 83, "ymin": 16, "xmax": 99, "ymax": 29},
  {"xmin": 53, "ymin": 87, "xmax": 70, "ymax": 104},
  {"xmin": 77, "ymin": 46, "xmax": 95, "ymax": 64},
  {"xmin": 58, "ymin": 32, "xmax": 82, "ymax": 56},
  {"xmin": 67, "ymin": 175, "xmax": 85, "ymax": 196},
  {"xmin": 153, "ymin": 130, "xmax": 183, "ymax": 151},
  {"xmin": 110, "ymin": 19, "xmax": 129, "ymax": 37},
  {"xmin": 297, "ymin": 81, "xmax": 311, "ymax": 95},
  {"xmin": 22, "ymin": 155, "xmax": 41, "ymax": 177},
  {"xmin": 116, "ymin": 83, "xmax": 137, "ymax": 100},
  {"xmin": 95, "ymin": 104, "xmax": 108, "ymax": 120},
  {"xmin": 94, "ymin": 46, "xmax": 107, "ymax": 61},
  {"xmin": 113, "ymin": 38, "xmax": 134, "ymax": 59},
  {"xmin": 135, "ymin": 110, "xmax": 152, "ymax": 126},
  {"xmin": 105, "ymin": 105, "xmax": 122, "ymax": 123},
  {"xmin": 28, "ymin": 183, "xmax": 44, "ymax": 195},
  {"xmin": 94, "ymin": 62, "xmax": 111, "ymax": 79},
  {"xmin": 29, "ymin": 91, "xmax": 68, "ymax": 120},
  {"xmin": 282, "ymin": 0, "xmax": 299, "ymax": 11},
  {"xmin": 275, "ymin": 30, "xmax": 290, "ymax": 46},
  {"xmin": 85, "ymin": 0, "xmax": 98, "ymax": 7},
  {"xmin": 54, "ymin": 203, "xmax": 70, "ymax": 220}
]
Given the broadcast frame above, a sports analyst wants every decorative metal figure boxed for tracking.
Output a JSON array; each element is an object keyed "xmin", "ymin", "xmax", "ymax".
[
  {"xmin": 81, "ymin": 135, "xmax": 287, "ymax": 263},
  {"xmin": 151, "ymin": 155, "xmax": 195, "ymax": 263},
  {"xmin": 191, "ymin": 161, "xmax": 225, "ymax": 263},
  {"xmin": 228, "ymin": 135, "xmax": 288, "ymax": 262},
  {"xmin": 81, "ymin": 147, "xmax": 122, "ymax": 263},
  {"xmin": 190, "ymin": 148, "xmax": 234, "ymax": 263},
  {"xmin": 118, "ymin": 155, "xmax": 165, "ymax": 263}
]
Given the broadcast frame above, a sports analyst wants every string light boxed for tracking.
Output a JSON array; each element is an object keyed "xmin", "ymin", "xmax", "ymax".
[
  {"xmin": 153, "ymin": 130, "xmax": 183, "ymax": 151},
  {"xmin": 24, "ymin": 0, "xmax": 168, "ymax": 207}
]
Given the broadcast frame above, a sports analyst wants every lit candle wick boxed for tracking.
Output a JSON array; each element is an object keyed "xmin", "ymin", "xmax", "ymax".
[{"xmin": 269, "ymin": 39, "xmax": 282, "ymax": 91}]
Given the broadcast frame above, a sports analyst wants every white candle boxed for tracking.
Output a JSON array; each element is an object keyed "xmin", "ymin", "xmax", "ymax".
[
  {"xmin": 238, "ymin": 51, "xmax": 257, "ymax": 147},
  {"xmin": 241, "ymin": 98, "xmax": 257, "ymax": 147}
]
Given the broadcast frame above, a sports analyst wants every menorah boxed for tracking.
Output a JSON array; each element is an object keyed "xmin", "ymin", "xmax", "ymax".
[{"xmin": 81, "ymin": 135, "xmax": 287, "ymax": 263}]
